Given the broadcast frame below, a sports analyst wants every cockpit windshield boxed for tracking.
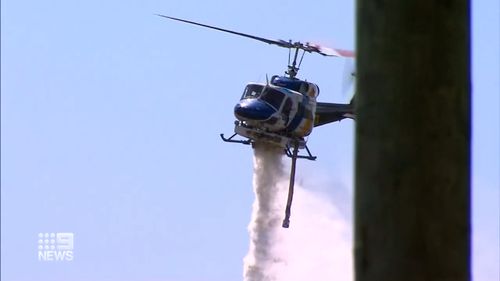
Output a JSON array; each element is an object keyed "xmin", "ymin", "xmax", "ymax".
[
  {"xmin": 260, "ymin": 88, "xmax": 285, "ymax": 110},
  {"xmin": 241, "ymin": 84, "xmax": 264, "ymax": 99},
  {"xmin": 241, "ymin": 84, "xmax": 285, "ymax": 110}
]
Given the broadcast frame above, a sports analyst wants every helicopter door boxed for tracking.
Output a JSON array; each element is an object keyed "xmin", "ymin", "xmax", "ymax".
[{"xmin": 282, "ymin": 97, "xmax": 293, "ymax": 124}]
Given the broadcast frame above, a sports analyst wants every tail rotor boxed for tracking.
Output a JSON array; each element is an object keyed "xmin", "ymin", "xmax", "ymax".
[{"xmin": 341, "ymin": 58, "xmax": 356, "ymax": 100}]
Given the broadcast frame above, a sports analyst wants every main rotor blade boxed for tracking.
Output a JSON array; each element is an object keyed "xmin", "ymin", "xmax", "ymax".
[
  {"xmin": 307, "ymin": 43, "xmax": 356, "ymax": 57},
  {"xmin": 156, "ymin": 14, "xmax": 355, "ymax": 58},
  {"xmin": 156, "ymin": 14, "xmax": 292, "ymax": 49}
]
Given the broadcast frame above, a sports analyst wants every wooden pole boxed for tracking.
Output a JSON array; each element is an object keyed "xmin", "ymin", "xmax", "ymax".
[{"xmin": 354, "ymin": 1, "xmax": 471, "ymax": 281}]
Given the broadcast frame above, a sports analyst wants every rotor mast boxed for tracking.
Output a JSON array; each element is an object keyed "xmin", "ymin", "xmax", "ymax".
[{"xmin": 286, "ymin": 45, "xmax": 307, "ymax": 79}]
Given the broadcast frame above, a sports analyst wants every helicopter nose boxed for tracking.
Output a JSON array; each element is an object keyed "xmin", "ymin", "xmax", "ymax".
[{"xmin": 234, "ymin": 100, "xmax": 275, "ymax": 121}]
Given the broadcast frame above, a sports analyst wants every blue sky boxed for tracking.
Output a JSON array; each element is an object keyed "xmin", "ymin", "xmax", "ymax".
[{"xmin": 1, "ymin": 1, "xmax": 498, "ymax": 281}]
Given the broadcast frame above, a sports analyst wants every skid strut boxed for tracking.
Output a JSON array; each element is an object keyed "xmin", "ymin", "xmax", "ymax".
[{"xmin": 282, "ymin": 143, "xmax": 299, "ymax": 228}]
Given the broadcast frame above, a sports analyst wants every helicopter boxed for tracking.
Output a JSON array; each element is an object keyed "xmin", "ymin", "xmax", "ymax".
[{"xmin": 157, "ymin": 14, "xmax": 355, "ymax": 228}]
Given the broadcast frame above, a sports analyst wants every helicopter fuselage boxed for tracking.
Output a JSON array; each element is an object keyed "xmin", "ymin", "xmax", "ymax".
[{"xmin": 232, "ymin": 76, "xmax": 319, "ymax": 148}]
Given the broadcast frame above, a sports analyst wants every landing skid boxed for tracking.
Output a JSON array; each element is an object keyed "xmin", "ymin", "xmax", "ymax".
[
  {"xmin": 285, "ymin": 144, "xmax": 317, "ymax": 161},
  {"xmin": 220, "ymin": 133, "xmax": 251, "ymax": 145}
]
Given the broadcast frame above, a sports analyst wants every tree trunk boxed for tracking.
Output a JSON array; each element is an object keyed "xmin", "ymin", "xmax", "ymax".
[{"xmin": 354, "ymin": 1, "xmax": 471, "ymax": 281}]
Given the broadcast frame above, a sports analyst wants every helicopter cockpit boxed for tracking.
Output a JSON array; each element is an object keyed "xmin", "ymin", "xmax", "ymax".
[
  {"xmin": 241, "ymin": 84, "xmax": 286, "ymax": 111},
  {"xmin": 241, "ymin": 84, "xmax": 263, "ymax": 99},
  {"xmin": 260, "ymin": 88, "xmax": 285, "ymax": 110}
]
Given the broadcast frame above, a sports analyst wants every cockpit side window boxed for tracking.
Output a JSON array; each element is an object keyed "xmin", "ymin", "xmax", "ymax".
[
  {"xmin": 241, "ymin": 84, "xmax": 264, "ymax": 99},
  {"xmin": 260, "ymin": 88, "xmax": 285, "ymax": 110},
  {"xmin": 271, "ymin": 76, "xmax": 310, "ymax": 94},
  {"xmin": 282, "ymin": 98, "xmax": 292, "ymax": 115},
  {"xmin": 299, "ymin": 82, "xmax": 309, "ymax": 94}
]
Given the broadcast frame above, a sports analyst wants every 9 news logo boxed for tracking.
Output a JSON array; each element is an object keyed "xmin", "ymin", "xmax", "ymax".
[{"xmin": 37, "ymin": 232, "xmax": 74, "ymax": 262}]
